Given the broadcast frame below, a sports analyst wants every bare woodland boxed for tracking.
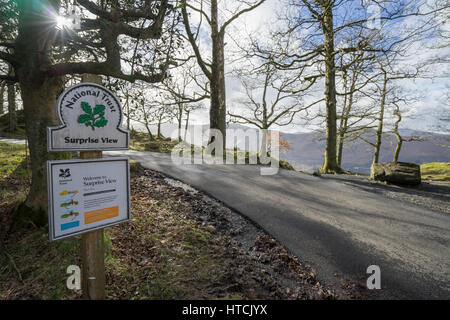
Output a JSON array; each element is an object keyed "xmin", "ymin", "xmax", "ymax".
[{"xmin": 0, "ymin": 0, "xmax": 449, "ymax": 223}]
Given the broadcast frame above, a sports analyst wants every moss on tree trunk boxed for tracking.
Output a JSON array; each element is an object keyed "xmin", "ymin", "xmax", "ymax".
[
  {"xmin": 16, "ymin": 77, "xmax": 71, "ymax": 227},
  {"xmin": 209, "ymin": 0, "xmax": 227, "ymax": 149},
  {"xmin": 320, "ymin": 3, "xmax": 341, "ymax": 174},
  {"xmin": 7, "ymin": 82, "xmax": 16, "ymax": 132},
  {"xmin": 13, "ymin": 1, "xmax": 71, "ymax": 227},
  {"xmin": 0, "ymin": 84, "xmax": 5, "ymax": 115}
]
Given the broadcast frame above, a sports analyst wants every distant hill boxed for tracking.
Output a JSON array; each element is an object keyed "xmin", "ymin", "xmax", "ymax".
[
  {"xmin": 223, "ymin": 124, "xmax": 450, "ymax": 174},
  {"xmin": 281, "ymin": 130, "xmax": 450, "ymax": 173}
]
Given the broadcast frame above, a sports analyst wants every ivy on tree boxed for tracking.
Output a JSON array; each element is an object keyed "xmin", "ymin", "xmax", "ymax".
[{"xmin": 78, "ymin": 102, "xmax": 108, "ymax": 130}]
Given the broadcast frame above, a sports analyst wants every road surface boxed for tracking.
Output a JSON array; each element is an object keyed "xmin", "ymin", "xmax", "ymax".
[{"xmin": 107, "ymin": 150, "xmax": 450, "ymax": 299}]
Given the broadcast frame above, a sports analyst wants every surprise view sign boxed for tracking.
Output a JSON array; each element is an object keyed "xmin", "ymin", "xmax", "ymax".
[
  {"xmin": 47, "ymin": 158, "xmax": 130, "ymax": 241},
  {"xmin": 48, "ymin": 82, "xmax": 129, "ymax": 151}
]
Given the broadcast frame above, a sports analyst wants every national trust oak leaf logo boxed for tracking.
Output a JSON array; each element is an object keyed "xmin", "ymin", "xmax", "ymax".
[
  {"xmin": 59, "ymin": 168, "xmax": 71, "ymax": 178},
  {"xmin": 77, "ymin": 101, "xmax": 108, "ymax": 130}
]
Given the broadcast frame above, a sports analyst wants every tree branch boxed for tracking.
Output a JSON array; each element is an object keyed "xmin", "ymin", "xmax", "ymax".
[
  {"xmin": 220, "ymin": 0, "xmax": 266, "ymax": 34},
  {"xmin": 0, "ymin": 74, "xmax": 18, "ymax": 82},
  {"xmin": 181, "ymin": 1, "xmax": 212, "ymax": 79},
  {"xmin": 0, "ymin": 52, "xmax": 17, "ymax": 66},
  {"xmin": 47, "ymin": 62, "xmax": 167, "ymax": 83}
]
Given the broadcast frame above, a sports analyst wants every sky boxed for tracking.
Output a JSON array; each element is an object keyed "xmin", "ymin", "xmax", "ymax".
[{"xmin": 162, "ymin": 0, "xmax": 450, "ymax": 135}]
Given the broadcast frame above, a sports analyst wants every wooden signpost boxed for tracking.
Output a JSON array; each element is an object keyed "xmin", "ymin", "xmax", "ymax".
[
  {"xmin": 47, "ymin": 74, "xmax": 130, "ymax": 299},
  {"xmin": 80, "ymin": 150, "xmax": 105, "ymax": 300},
  {"xmin": 80, "ymin": 75, "xmax": 105, "ymax": 300}
]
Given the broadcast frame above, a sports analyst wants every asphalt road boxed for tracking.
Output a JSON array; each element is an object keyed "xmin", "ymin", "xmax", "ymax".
[{"xmin": 106, "ymin": 150, "xmax": 450, "ymax": 299}]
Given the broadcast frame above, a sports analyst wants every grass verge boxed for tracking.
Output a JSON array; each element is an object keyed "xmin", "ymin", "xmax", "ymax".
[
  {"xmin": 421, "ymin": 162, "xmax": 450, "ymax": 181},
  {"xmin": 130, "ymin": 131, "xmax": 294, "ymax": 171},
  {"xmin": 0, "ymin": 141, "xmax": 30, "ymax": 243}
]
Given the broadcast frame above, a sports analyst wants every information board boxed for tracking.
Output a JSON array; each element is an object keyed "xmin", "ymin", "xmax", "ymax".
[{"xmin": 47, "ymin": 157, "xmax": 130, "ymax": 241}]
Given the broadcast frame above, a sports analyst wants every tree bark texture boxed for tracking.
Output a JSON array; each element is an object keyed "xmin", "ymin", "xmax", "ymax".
[{"xmin": 320, "ymin": 2, "xmax": 340, "ymax": 173}]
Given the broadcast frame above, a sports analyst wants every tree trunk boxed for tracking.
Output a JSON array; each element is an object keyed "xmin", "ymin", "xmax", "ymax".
[
  {"xmin": 337, "ymin": 119, "xmax": 346, "ymax": 167},
  {"xmin": 0, "ymin": 84, "xmax": 4, "ymax": 114},
  {"xmin": 210, "ymin": 0, "xmax": 227, "ymax": 149},
  {"xmin": 337, "ymin": 73, "xmax": 355, "ymax": 167},
  {"xmin": 259, "ymin": 128, "xmax": 268, "ymax": 156},
  {"xmin": 393, "ymin": 108, "xmax": 402, "ymax": 163},
  {"xmin": 259, "ymin": 110, "xmax": 269, "ymax": 157},
  {"xmin": 373, "ymin": 71, "xmax": 387, "ymax": 164},
  {"xmin": 13, "ymin": 0, "xmax": 70, "ymax": 226},
  {"xmin": 7, "ymin": 82, "xmax": 17, "ymax": 132},
  {"xmin": 16, "ymin": 75, "xmax": 70, "ymax": 225},
  {"xmin": 157, "ymin": 116, "xmax": 163, "ymax": 139},
  {"xmin": 178, "ymin": 104, "xmax": 183, "ymax": 142},
  {"xmin": 320, "ymin": 3, "xmax": 340, "ymax": 173},
  {"xmin": 140, "ymin": 103, "xmax": 154, "ymax": 140},
  {"xmin": 145, "ymin": 123, "xmax": 154, "ymax": 141},
  {"xmin": 337, "ymin": 89, "xmax": 347, "ymax": 167},
  {"xmin": 184, "ymin": 110, "xmax": 190, "ymax": 141},
  {"xmin": 125, "ymin": 91, "xmax": 130, "ymax": 131},
  {"xmin": 393, "ymin": 136, "xmax": 402, "ymax": 163}
]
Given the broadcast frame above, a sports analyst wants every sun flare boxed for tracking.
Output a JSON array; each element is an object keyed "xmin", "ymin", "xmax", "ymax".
[{"xmin": 55, "ymin": 15, "xmax": 71, "ymax": 30}]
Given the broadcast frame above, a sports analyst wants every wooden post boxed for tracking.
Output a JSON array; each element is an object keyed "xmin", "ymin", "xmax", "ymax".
[
  {"xmin": 80, "ymin": 74, "xmax": 105, "ymax": 300},
  {"xmin": 80, "ymin": 151, "xmax": 105, "ymax": 300}
]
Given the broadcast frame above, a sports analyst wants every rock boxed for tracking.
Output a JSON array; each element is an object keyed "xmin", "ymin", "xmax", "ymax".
[
  {"xmin": 370, "ymin": 162, "xmax": 421, "ymax": 185},
  {"xmin": 279, "ymin": 160, "xmax": 295, "ymax": 171}
]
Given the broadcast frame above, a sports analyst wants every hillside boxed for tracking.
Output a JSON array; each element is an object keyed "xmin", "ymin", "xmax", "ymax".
[
  {"xmin": 219, "ymin": 124, "xmax": 450, "ymax": 173},
  {"xmin": 281, "ymin": 130, "xmax": 450, "ymax": 173}
]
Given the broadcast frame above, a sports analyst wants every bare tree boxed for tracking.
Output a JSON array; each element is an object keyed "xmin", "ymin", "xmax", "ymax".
[
  {"xmin": 388, "ymin": 95, "xmax": 426, "ymax": 163},
  {"xmin": 157, "ymin": 59, "xmax": 209, "ymax": 141},
  {"xmin": 369, "ymin": 50, "xmax": 425, "ymax": 165},
  {"xmin": 335, "ymin": 49, "xmax": 380, "ymax": 167},
  {"xmin": 181, "ymin": 0, "xmax": 265, "ymax": 148},
  {"xmin": 248, "ymin": 0, "xmax": 448, "ymax": 173},
  {"xmin": 124, "ymin": 81, "xmax": 171, "ymax": 141},
  {"xmin": 228, "ymin": 60, "xmax": 321, "ymax": 155},
  {"xmin": 392, "ymin": 103, "xmax": 404, "ymax": 163}
]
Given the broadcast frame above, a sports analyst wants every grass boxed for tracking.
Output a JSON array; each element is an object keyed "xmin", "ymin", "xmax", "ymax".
[
  {"xmin": 0, "ymin": 229, "xmax": 82, "ymax": 299},
  {"xmin": 130, "ymin": 131, "xmax": 294, "ymax": 170},
  {"xmin": 103, "ymin": 176, "xmax": 237, "ymax": 300},
  {"xmin": 0, "ymin": 141, "xmax": 83, "ymax": 299},
  {"xmin": 130, "ymin": 130, "xmax": 179, "ymax": 153},
  {"xmin": 0, "ymin": 141, "xmax": 30, "ymax": 210},
  {"xmin": 0, "ymin": 146, "xmax": 250, "ymax": 300},
  {"xmin": 421, "ymin": 162, "xmax": 450, "ymax": 181}
]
